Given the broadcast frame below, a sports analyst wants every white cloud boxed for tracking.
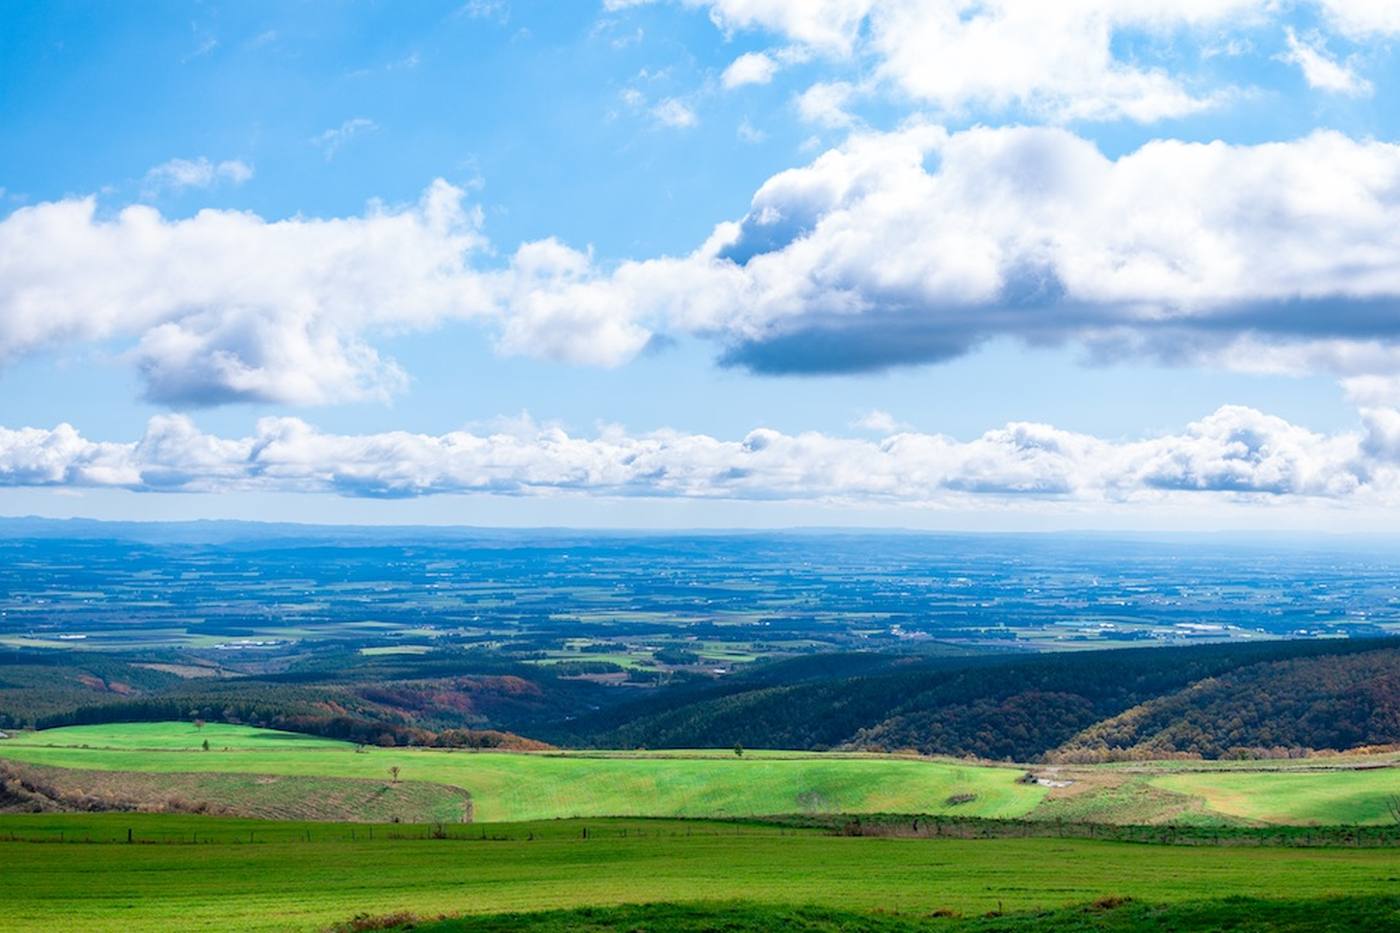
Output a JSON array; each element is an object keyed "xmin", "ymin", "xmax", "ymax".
[
  {"xmin": 312, "ymin": 117, "xmax": 378, "ymax": 160},
  {"xmin": 181, "ymin": 35, "xmax": 219, "ymax": 64},
  {"xmin": 1314, "ymin": 0, "xmax": 1400, "ymax": 39},
  {"xmin": 623, "ymin": 1, "xmax": 1400, "ymax": 123},
  {"xmin": 737, "ymin": 118, "xmax": 767, "ymax": 143},
  {"xmin": 606, "ymin": 0, "xmax": 872, "ymax": 53},
  {"xmin": 142, "ymin": 157, "xmax": 253, "ymax": 197},
  {"xmin": 485, "ymin": 124, "xmax": 1400, "ymax": 382},
  {"xmin": 0, "ymin": 180, "xmax": 494, "ymax": 405},
  {"xmin": 652, "ymin": 97, "xmax": 699, "ymax": 127},
  {"xmin": 864, "ymin": 1, "xmax": 1247, "ymax": 122},
  {"xmin": 722, "ymin": 51, "xmax": 779, "ymax": 88},
  {"xmin": 495, "ymin": 238, "xmax": 656, "ymax": 366},
  {"xmin": 0, "ymin": 404, "xmax": 1393, "ymax": 506},
  {"xmin": 1279, "ymin": 28, "xmax": 1372, "ymax": 96},
  {"xmin": 622, "ymin": 1, "xmax": 1261, "ymax": 122},
  {"xmin": 851, "ymin": 409, "xmax": 907, "ymax": 433},
  {"xmin": 12, "ymin": 126, "xmax": 1400, "ymax": 405},
  {"xmin": 796, "ymin": 81, "xmax": 858, "ymax": 127},
  {"xmin": 461, "ymin": 0, "xmax": 510, "ymax": 21}
]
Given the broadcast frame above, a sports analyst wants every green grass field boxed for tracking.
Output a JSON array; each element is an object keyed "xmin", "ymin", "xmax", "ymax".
[
  {"xmin": 2, "ymin": 813, "xmax": 1398, "ymax": 932},
  {"xmin": 1150, "ymin": 770, "xmax": 1400, "ymax": 826},
  {"xmin": 0, "ymin": 724, "xmax": 1046, "ymax": 822},
  {"xmin": 10, "ymin": 722, "xmax": 349, "ymax": 751},
  {"xmin": 5, "ymin": 723, "xmax": 1400, "ymax": 825}
]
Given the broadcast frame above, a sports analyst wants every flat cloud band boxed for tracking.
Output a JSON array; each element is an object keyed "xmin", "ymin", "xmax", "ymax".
[{"xmin": 2, "ymin": 405, "xmax": 1396, "ymax": 504}]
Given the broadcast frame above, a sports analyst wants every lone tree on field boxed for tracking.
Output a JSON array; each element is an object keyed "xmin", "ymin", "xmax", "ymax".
[
  {"xmin": 389, "ymin": 765, "xmax": 401, "ymax": 784},
  {"xmin": 193, "ymin": 718, "xmax": 205, "ymax": 730},
  {"xmin": 733, "ymin": 742, "xmax": 744, "ymax": 758},
  {"xmin": 201, "ymin": 739, "xmax": 210, "ymax": 752},
  {"xmin": 1387, "ymin": 794, "xmax": 1400, "ymax": 825}
]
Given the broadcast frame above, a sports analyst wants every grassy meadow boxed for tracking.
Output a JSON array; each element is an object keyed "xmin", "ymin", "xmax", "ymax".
[
  {"xmin": 6, "ymin": 722, "xmax": 1400, "ymax": 825},
  {"xmin": 0, "ymin": 723, "xmax": 1047, "ymax": 822},
  {"xmin": 1150, "ymin": 769, "xmax": 1400, "ymax": 826},
  {"xmin": 3, "ymin": 722, "xmax": 1400, "ymax": 930},
  {"xmin": 3, "ymin": 813, "xmax": 1399, "ymax": 932}
]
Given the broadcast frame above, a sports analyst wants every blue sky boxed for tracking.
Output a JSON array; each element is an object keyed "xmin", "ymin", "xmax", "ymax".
[{"xmin": 4, "ymin": 1, "xmax": 1400, "ymax": 528}]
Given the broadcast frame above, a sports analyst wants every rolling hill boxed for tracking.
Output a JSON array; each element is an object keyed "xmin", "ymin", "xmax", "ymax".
[{"xmin": 563, "ymin": 641, "xmax": 1400, "ymax": 761}]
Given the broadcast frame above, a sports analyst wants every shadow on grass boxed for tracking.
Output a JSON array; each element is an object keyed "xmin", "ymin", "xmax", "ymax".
[{"xmin": 331, "ymin": 895, "xmax": 1400, "ymax": 932}]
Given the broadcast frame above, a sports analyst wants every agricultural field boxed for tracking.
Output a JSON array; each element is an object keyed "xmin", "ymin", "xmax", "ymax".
[
  {"xmin": 2, "ymin": 812, "xmax": 1399, "ymax": 932},
  {"xmin": 6, "ymin": 527, "xmax": 1400, "ymax": 661},
  {"xmin": 1149, "ymin": 769, "xmax": 1400, "ymax": 826}
]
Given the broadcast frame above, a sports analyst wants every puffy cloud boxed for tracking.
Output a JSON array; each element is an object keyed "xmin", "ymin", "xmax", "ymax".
[
  {"xmin": 651, "ymin": 97, "xmax": 699, "ymax": 127},
  {"xmin": 863, "ymin": 0, "xmax": 1246, "ymax": 122},
  {"xmin": 503, "ymin": 124, "xmax": 1400, "ymax": 380},
  {"xmin": 628, "ymin": 1, "xmax": 1400, "ymax": 123},
  {"xmin": 0, "ymin": 179, "xmax": 494, "ymax": 405},
  {"xmin": 672, "ymin": 0, "xmax": 874, "ymax": 54},
  {"xmin": 1315, "ymin": 0, "xmax": 1400, "ymax": 39},
  {"xmin": 494, "ymin": 238, "xmax": 656, "ymax": 366},
  {"xmin": 795, "ymin": 81, "xmax": 858, "ymax": 127},
  {"xmin": 722, "ymin": 51, "xmax": 779, "ymax": 88},
  {"xmin": 0, "ymin": 405, "xmax": 1391, "ymax": 505},
  {"xmin": 1279, "ymin": 28, "xmax": 1372, "ymax": 96},
  {"xmin": 11, "ymin": 126, "xmax": 1400, "ymax": 402}
]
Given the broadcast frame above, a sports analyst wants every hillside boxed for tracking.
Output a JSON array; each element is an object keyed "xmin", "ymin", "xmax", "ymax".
[
  {"xmin": 1052, "ymin": 648, "xmax": 1400, "ymax": 760},
  {"xmin": 7, "ymin": 639, "xmax": 1399, "ymax": 763},
  {"xmin": 4, "ymin": 722, "xmax": 1398, "ymax": 826},
  {"xmin": 566, "ymin": 640, "xmax": 1400, "ymax": 761},
  {"xmin": 0, "ymin": 723, "xmax": 1047, "ymax": 823}
]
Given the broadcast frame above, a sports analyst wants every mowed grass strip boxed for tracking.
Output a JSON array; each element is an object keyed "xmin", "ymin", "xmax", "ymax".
[
  {"xmin": 2, "ymin": 814, "xmax": 1397, "ymax": 932},
  {"xmin": 0, "ymin": 724, "xmax": 1046, "ymax": 822}
]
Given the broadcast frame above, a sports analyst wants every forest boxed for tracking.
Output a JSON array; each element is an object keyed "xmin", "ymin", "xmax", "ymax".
[{"xmin": 6, "ymin": 638, "xmax": 1397, "ymax": 762}]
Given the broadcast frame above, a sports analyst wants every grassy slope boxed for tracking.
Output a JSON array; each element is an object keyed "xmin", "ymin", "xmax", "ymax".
[
  {"xmin": 0, "ymin": 725, "xmax": 1045, "ymax": 822},
  {"xmin": 6, "ymin": 722, "xmax": 350, "ymax": 750},
  {"xmin": 1151, "ymin": 770, "xmax": 1400, "ymax": 826},
  {"xmin": 5, "ymin": 723, "xmax": 1397, "ymax": 825},
  {"xmin": 3, "ymin": 814, "xmax": 1398, "ymax": 932},
  {"xmin": 2, "ymin": 759, "xmax": 471, "ymax": 823}
]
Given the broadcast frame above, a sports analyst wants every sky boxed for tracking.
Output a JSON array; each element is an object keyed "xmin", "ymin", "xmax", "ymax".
[{"xmin": 4, "ymin": 0, "xmax": 1400, "ymax": 529}]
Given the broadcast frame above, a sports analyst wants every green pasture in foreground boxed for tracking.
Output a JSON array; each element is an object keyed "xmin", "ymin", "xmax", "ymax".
[
  {"xmin": 0, "ymin": 724, "xmax": 1046, "ymax": 822},
  {"xmin": 2, "ymin": 813, "xmax": 1398, "ymax": 932}
]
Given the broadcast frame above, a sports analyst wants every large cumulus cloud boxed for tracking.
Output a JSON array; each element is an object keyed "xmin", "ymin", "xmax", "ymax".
[
  {"xmin": 9, "ymin": 126, "xmax": 1400, "ymax": 405},
  {"xmin": 0, "ymin": 181, "xmax": 493, "ymax": 405},
  {"xmin": 1, "ymin": 405, "xmax": 1396, "ymax": 506},
  {"xmin": 526, "ymin": 124, "xmax": 1400, "ymax": 385}
]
